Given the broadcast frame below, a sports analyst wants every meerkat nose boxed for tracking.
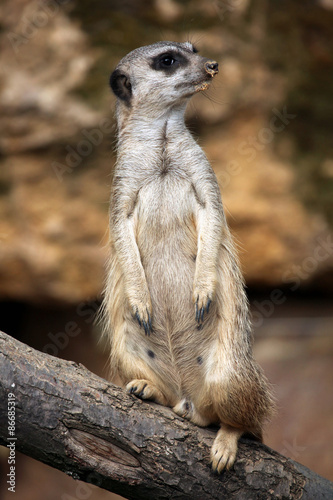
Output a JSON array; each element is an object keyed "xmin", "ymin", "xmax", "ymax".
[{"xmin": 205, "ymin": 61, "xmax": 219, "ymax": 76}]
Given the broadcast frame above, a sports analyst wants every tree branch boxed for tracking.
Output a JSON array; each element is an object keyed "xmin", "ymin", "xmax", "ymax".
[{"xmin": 0, "ymin": 331, "xmax": 332, "ymax": 499}]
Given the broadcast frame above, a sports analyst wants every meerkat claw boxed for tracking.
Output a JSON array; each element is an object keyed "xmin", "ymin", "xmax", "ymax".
[
  {"xmin": 137, "ymin": 383, "xmax": 147, "ymax": 398},
  {"xmin": 195, "ymin": 291, "xmax": 214, "ymax": 325},
  {"xmin": 143, "ymin": 309, "xmax": 153, "ymax": 336},
  {"xmin": 143, "ymin": 320, "xmax": 150, "ymax": 336},
  {"xmin": 195, "ymin": 298, "xmax": 199, "ymax": 322},
  {"xmin": 133, "ymin": 307, "xmax": 153, "ymax": 335},
  {"xmin": 195, "ymin": 296, "xmax": 204, "ymax": 323},
  {"xmin": 196, "ymin": 296, "xmax": 209, "ymax": 324},
  {"xmin": 135, "ymin": 311, "xmax": 142, "ymax": 327}
]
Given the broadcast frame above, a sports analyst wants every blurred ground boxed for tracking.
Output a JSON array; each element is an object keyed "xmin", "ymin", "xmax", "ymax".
[{"xmin": 254, "ymin": 298, "xmax": 333, "ymax": 483}]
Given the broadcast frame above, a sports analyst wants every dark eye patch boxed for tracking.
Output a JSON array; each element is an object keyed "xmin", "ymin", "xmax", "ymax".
[{"xmin": 150, "ymin": 51, "xmax": 189, "ymax": 73}]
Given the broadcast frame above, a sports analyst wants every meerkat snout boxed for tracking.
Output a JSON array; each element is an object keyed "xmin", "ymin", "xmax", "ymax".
[{"xmin": 204, "ymin": 61, "xmax": 219, "ymax": 76}]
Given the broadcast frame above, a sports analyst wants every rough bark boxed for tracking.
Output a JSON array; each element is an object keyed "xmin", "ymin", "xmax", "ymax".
[{"xmin": 0, "ymin": 331, "xmax": 332, "ymax": 499}]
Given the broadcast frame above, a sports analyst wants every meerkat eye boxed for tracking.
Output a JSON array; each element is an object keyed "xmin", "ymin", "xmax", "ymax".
[
  {"xmin": 161, "ymin": 55, "xmax": 175, "ymax": 66},
  {"xmin": 151, "ymin": 51, "xmax": 185, "ymax": 72}
]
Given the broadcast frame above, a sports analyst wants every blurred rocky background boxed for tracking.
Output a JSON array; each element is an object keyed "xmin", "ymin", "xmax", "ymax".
[{"xmin": 0, "ymin": 0, "xmax": 332, "ymax": 498}]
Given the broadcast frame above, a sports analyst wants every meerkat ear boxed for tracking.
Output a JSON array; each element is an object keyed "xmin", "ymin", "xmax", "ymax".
[{"xmin": 110, "ymin": 69, "xmax": 132, "ymax": 103}]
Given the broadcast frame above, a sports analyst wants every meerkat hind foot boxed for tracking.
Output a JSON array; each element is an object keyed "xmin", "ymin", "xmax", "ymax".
[
  {"xmin": 173, "ymin": 399, "xmax": 212, "ymax": 427},
  {"xmin": 210, "ymin": 424, "xmax": 243, "ymax": 473},
  {"xmin": 126, "ymin": 379, "xmax": 168, "ymax": 405}
]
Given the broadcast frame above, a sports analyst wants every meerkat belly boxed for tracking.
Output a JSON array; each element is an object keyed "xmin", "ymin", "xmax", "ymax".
[
  {"xmin": 137, "ymin": 174, "xmax": 196, "ymax": 325},
  {"xmin": 133, "ymin": 174, "xmax": 208, "ymax": 393}
]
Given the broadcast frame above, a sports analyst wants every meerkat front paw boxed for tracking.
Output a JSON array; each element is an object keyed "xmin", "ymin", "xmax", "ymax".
[
  {"xmin": 129, "ymin": 291, "xmax": 153, "ymax": 335},
  {"xmin": 193, "ymin": 277, "xmax": 215, "ymax": 325},
  {"xmin": 210, "ymin": 424, "xmax": 242, "ymax": 473},
  {"xmin": 126, "ymin": 379, "xmax": 168, "ymax": 405}
]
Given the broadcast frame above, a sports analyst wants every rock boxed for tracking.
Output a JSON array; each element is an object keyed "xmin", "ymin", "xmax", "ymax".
[
  {"xmin": 0, "ymin": 0, "xmax": 332, "ymax": 304},
  {"xmin": 0, "ymin": 1, "xmax": 101, "ymax": 155},
  {"xmin": 204, "ymin": 117, "xmax": 332, "ymax": 288},
  {"xmin": 0, "ymin": 154, "xmax": 109, "ymax": 304}
]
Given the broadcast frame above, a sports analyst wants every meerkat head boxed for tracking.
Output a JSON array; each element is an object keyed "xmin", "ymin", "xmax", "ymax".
[{"xmin": 110, "ymin": 41, "xmax": 218, "ymax": 118}]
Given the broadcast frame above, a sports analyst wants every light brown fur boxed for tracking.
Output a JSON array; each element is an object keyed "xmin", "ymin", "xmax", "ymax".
[{"xmin": 101, "ymin": 41, "xmax": 275, "ymax": 472}]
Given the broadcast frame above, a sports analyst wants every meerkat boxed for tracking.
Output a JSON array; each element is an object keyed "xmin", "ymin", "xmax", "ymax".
[{"xmin": 102, "ymin": 41, "xmax": 274, "ymax": 473}]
